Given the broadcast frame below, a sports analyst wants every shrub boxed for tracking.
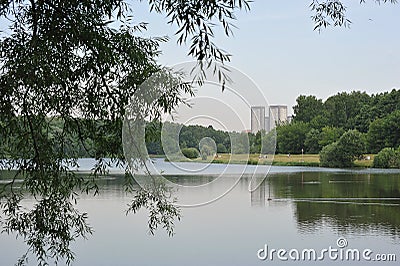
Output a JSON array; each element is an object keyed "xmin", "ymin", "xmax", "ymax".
[
  {"xmin": 373, "ymin": 147, "xmax": 400, "ymax": 168},
  {"xmin": 181, "ymin": 147, "xmax": 199, "ymax": 159},
  {"xmin": 276, "ymin": 122, "xmax": 310, "ymax": 154},
  {"xmin": 304, "ymin": 128, "xmax": 322, "ymax": 153},
  {"xmin": 367, "ymin": 110, "xmax": 400, "ymax": 153},
  {"xmin": 217, "ymin": 143, "xmax": 227, "ymax": 153},
  {"xmin": 319, "ymin": 142, "xmax": 343, "ymax": 167},
  {"xmin": 337, "ymin": 129, "xmax": 366, "ymax": 160},
  {"xmin": 320, "ymin": 130, "xmax": 365, "ymax": 168}
]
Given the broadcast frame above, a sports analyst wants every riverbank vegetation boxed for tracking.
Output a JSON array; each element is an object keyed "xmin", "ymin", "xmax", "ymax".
[
  {"xmin": 147, "ymin": 89, "xmax": 400, "ymax": 168},
  {"xmin": 162, "ymin": 153, "xmax": 374, "ymax": 168},
  {"xmin": 288, "ymin": 90, "xmax": 400, "ymax": 167},
  {"xmin": 0, "ymin": 0, "xmax": 254, "ymax": 264},
  {"xmin": 3, "ymin": 90, "xmax": 399, "ymax": 169}
]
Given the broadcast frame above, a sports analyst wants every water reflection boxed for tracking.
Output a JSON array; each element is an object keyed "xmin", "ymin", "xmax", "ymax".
[
  {"xmin": 2, "ymin": 167, "xmax": 400, "ymax": 265},
  {"xmin": 251, "ymin": 171, "xmax": 400, "ymax": 240},
  {"xmin": 0, "ymin": 170, "xmax": 181, "ymax": 265},
  {"xmin": 250, "ymin": 181, "xmax": 266, "ymax": 207}
]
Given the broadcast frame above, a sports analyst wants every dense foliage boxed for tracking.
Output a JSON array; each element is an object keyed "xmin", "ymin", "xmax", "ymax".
[
  {"xmin": 181, "ymin": 148, "xmax": 200, "ymax": 159},
  {"xmin": 287, "ymin": 90, "xmax": 400, "ymax": 157},
  {"xmin": 373, "ymin": 148, "xmax": 400, "ymax": 169},
  {"xmin": 151, "ymin": 89, "xmax": 400, "ymax": 168},
  {"xmin": 275, "ymin": 89, "xmax": 400, "ymax": 167},
  {"xmin": 0, "ymin": 0, "xmax": 251, "ymax": 265},
  {"xmin": 319, "ymin": 130, "xmax": 366, "ymax": 168},
  {"xmin": 3, "ymin": 89, "xmax": 400, "ymax": 169},
  {"xmin": 146, "ymin": 122, "xmax": 276, "ymax": 156},
  {"xmin": 276, "ymin": 122, "xmax": 310, "ymax": 154}
]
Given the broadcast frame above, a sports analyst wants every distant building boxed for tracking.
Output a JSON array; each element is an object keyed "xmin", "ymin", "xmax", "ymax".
[
  {"xmin": 264, "ymin": 116, "xmax": 270, "ymax": 133},
  {"xmin": 269, "ymin": 105, "xmax": 288, "ymax": 130},
  {"xmin": 250, "ymin": 106, "xmax": 265, "ymax": 134},
  {"xmin": 251, "ymin": 105, "xmax": 290, "ymax": 133}
]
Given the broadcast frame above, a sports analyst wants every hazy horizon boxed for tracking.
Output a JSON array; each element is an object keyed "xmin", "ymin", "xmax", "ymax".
[{"xmin": 131, "ymin": 0, "xmax": 400, "ymax": 131}]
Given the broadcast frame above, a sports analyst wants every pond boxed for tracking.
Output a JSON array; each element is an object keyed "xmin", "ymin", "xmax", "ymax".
[{"xmin": 1, "ymin": 159, "xmax": 399, "ymax": 265}]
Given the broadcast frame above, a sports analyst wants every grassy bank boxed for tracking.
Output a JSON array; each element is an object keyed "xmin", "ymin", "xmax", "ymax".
[
  {"xmin": 161, "ymin": 153, "xmax": 375, "ymax": 168},
  {"xmin": 272, "ymin": 154, "xmax": 374, "ymax": 167}
]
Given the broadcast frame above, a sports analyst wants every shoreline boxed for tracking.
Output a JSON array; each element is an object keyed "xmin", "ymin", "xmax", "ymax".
[{"xmin": 156, "ymin": 153, "xmax": 375, "ymax": 168}]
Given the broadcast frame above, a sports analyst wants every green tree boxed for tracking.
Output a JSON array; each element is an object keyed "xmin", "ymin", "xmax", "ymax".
[
  {"xmin": 352, "ymin": 89, "xmax": 400, "ymax": 133},
  {"xmin": 372, "ymin": 89, "xmax": 400, "ymax": 118},
  {"xmin": 367, "ymin": 118, "xmax": 387, "ymax": 153},
  {"xmin": 293, "ymin": 95, "xmax": 323, "ymax": 123},
  {"xmin": 367, "ymin": 110, "xmax": 400, "ymax": 153},
  {"xmin": 145, "ymin": 121, "xmax": 163, "ymax": 154},
  {"xmin": 353, "ymin": 104, "xmax": 375, "ymax": 133},
  {"xmin": 309, "ymin": 114, "xmax": 330, "ymax": 130},
  {"xmin": 217, "ymin": 143, "xmax": 227, "ymax": 153},
  {"xmin": 320, "ymin": 130, "xmax": 365, "ymax": 168},
  {"xmin": 261, "ymin": 130, "xmax": 277, "ymax": 155},
  {"xmin": 0, "ymin": 0, "xmax": 251, "ymax": 264},
  {"xmin": 250, "ymin": 131, "xmax": 261, "ymax": 154},
  {"xmin": 310, "ymin": 0, "xmax": 397, "ymax": 32},
  {"xmin": 199, "ymin": 137, "xmax": 217, "ymax": 160},
  {"xmin": 304, "ymin": 128, "xmax": 322, "ymax": 153},
  {"xmin": 230, "ymin": 132, "xmax": 250, "ymax": 154},
  {"xmin": 276, "ymin": 122, "xmax": 310, "ymax": 154},
  {"xmin": 323, "ymin": 91, "xmax": 370, "ymax": 129},
  {"xmin": 319, "ymin": 142, "xmax": 342, "ymax": 168},
  {"xmin": 318, "ymin": 126, "xmax": 345, "ymax": 148},
  {"xmin": 200, "ymin": 145, "xmax": 214, "ymax": 160},
  {"xmin": 338, "ymin": 129, "xmax": 366, "ymax": 158},
  {"xmin": 181, "ymin": 147, "xmax": 200, "ymax": 159},
  {"xmin": 373, "ymin": 147, "xmax": 400, "ymax": 169}
]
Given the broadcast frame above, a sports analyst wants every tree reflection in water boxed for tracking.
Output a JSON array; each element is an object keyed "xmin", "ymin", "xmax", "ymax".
[
  {"xmin": 252, "ymin": 171, "xmax": 400, "ymax": 237},
  {"xmin": 0, "ymin": 160, "xmax": 180, "ymax": 265},
  {"xmin": 2, "ymin": 192, "xmax": 92, "ymax": 266}
]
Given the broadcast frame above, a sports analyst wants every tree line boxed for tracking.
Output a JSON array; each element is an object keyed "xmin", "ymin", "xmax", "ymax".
[
  {"xmin": 279, "ymin": 89, "xmax": 400, "ymax": 153},
  {"xmin": 278, "ymin": 89, "xmax": 400, "ymax": 167},
  {"xmin": 148, "ymin": 89, "xmax": 400, "ymax": 168},
  {"xmin": 3, "ymin": 89, "xmax": 398, "ymax": 168}
]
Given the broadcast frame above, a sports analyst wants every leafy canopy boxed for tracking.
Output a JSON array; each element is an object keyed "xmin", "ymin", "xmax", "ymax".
[
  {"xmin": 0, "ymin": 0, "xmax": 251, "ymax": 265},
  {"xmin": 320, "ymin": 129, "xmax": 365, "ymax": 168}
]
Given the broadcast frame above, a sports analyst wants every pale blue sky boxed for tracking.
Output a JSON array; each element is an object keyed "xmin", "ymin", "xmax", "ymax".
[
  {"xmin": 132, "ymin": 0, "xmax": 400, "ymax": 118},
  {"xmin": 1, "ymin": 1, "xmax": 399, "ymax": 131}
]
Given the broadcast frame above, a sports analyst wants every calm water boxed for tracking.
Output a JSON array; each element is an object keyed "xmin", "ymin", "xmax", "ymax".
[{"xmin": 1, "ymin": 160, "xmax": 400, "ymax": 265}]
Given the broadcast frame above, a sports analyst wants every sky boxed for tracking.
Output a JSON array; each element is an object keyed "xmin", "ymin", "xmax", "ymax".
[
  {"xmin": 2, "ymin": 1, "xmax": 399, "ymax": 131},
  {"xmin": 130, "ymin": 0, "xmax": 400, "ymax": 127}
]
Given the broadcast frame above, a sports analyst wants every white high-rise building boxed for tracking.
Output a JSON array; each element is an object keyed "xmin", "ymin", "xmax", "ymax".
[
  {"xmin": 250, "ymin": 106, "xmax": 265, "ymax": 134},
  {"xmin": 264, "ymin": 116, "xmax": 270, "ymax": 133},
  {"xmin": 269, "ymin": 105, "xmax": 288, "ymax": 130},
  {"xmin": 250, "ymin": 105, "xmax": 289, "ymax": 133}
]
